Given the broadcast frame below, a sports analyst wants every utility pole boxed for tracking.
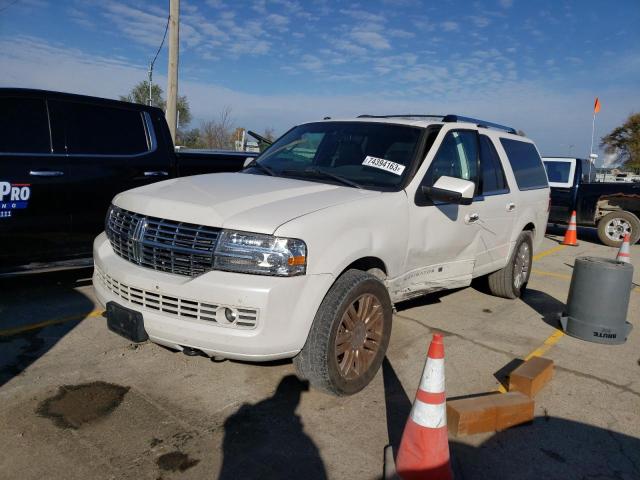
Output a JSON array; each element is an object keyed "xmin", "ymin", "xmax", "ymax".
[{"xmin": 166, "ymin": 0, "xmax": 180, "ymax": 144}]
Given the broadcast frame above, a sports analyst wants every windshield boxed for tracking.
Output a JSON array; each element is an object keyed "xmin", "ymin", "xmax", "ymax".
[
  {"xmin": 543, "ymin": 161, "xmax": 572, "ymax": 183},
  {"xmin": 244, "ymin": 121, "xmax": 424, "ymax": 190}
]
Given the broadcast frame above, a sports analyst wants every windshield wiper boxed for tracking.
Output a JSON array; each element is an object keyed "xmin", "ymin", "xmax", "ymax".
[
  {"xmin": 282, "ymin": 167, "xmax": 363, "ymax": 189},
  {"xmin": 245, "ymin": 160, "xmax": 275, "ymax": 176}
]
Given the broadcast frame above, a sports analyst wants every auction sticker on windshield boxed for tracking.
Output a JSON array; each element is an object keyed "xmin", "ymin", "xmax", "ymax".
[{"xmin": 362, "ymin": 156, "xmax": 405, "ymax": 176}]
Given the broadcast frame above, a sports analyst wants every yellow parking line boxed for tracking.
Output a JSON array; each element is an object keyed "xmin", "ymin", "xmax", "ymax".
[
  {"xmin": 531, "ymin": 269, "xmax": 572, "ymax": 281},
  {"xmin": 497, "ymin": 329, "xmax": 565, "ymax": 393},
  {"xmin": 532, "ymin": 269, "xmax": 640, "ymax": 293},
  {"xmin": 0, "ymin": 309, "xmax": 104, "ymax": 337},
  {"xmin": 533, "ymin": 244, "xmax": 567, "ymax": 261}
]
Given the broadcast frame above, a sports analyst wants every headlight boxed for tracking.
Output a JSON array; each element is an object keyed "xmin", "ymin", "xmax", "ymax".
[{"xmin": 214, "ymin": 230, "xmax": 307, "ymax": 276}]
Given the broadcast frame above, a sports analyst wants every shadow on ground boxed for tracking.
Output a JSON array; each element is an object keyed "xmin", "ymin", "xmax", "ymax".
[
  {"xmin": 218, "ymin": 374, "xmax": 327, "ymax": 479},
  {"xmin": 520, "ymin": 288, "xmax": 566, "ymax": 329},
  {"xmin": 381, "ymin": 357, "xmax": 640, "ymax": 480},
  {"xmin": 0, "ymin": 268, "xmax": 95, "ymax": 387}
]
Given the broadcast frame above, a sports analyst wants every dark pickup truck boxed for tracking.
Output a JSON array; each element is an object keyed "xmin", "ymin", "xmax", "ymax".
[
  {"xmin": 0, "ymin": 88, "xmax": 257, "ymax": 274},
  {"xmin": 543, "ymin": 156, "xmax": 640, "ymax": 246}
]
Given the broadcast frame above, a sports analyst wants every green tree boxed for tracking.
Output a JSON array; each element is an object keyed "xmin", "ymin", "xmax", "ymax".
[
  {"xmin": 601, "ymin": 113, "xmax": 640, "ymax": 172},
  {"xmin": 119, "ymin": 80, "xmax": 192, "ymax": 128}
]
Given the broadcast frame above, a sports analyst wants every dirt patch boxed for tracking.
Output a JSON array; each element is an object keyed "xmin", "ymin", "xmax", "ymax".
[
  {"xmin": 157, "ymin": 452, "xmax": 200, "ymax": 472},
  {"xmin": 37, "ymin": 381, "xmax": 129, "ymax": 429}
]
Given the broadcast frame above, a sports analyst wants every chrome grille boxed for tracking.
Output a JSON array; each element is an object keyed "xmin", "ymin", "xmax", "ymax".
[
  {"xmin": 95, "ymin": 266, "xmax": 258, "ymax": 329},
  {"xmin": 105, "ymin": 205, "xmax": 220, "ymax": 277}
]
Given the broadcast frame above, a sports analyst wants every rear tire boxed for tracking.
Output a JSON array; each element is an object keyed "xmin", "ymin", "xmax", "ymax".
[
  {"xmin": 596, "ymin": 211, "xmax": 640, "ymax": 247},
  {"xmin": 487, "ymin": 231, "xmax": 533, "ymax": 299},
  {"xmin": 293, "ymin": 269, "xmax": 392, "ymax": 396}
]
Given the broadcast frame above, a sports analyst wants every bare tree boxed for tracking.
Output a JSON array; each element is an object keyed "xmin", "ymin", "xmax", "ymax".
[
  {"xmin": 263, "ymin": 127, "xmax": 276, "ymax": 142},
  {"xmin": 199, "ymin": 106, "xmax": 235, "ymax": 149}
]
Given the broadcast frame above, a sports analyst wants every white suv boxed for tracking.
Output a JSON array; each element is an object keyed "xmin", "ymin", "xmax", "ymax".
[{"xmin": 93, "ymin": 114, "xmax": 550, "ymax": 395}]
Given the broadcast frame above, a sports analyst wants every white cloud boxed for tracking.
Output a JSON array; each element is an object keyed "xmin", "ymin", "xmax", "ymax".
[
  {"xmin": 469, "ymin": 16, "xmax": 490, "ymax": 28},
  {"xmin": 499, "ymin": 0, "xmax": 514, "ymax": 8},
  {"xmin": 350, "ymin": 30, "xmax": 391, "ymax": 50},
  {"xmin": 441, "ymin": 21, "xmax": 459, "ymax": 32}
]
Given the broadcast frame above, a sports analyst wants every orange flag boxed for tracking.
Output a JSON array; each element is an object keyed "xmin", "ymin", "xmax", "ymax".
[{"xmin": 594, "ymin": 97, "xmax": 601, "ymax": 114}]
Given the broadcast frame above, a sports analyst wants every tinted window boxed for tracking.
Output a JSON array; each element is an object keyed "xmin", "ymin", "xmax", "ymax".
[
  {"xmin": 50, "ymin": 100, "xmax": 149, "ymax": 155},
  {"xmin": 500, "ymin": 138, "xmax": 548, "ymax": 190},
  {"xmin": 423, "ymin": 130, "xmax": 479, "ymax": 188},
  {"xmin": 250, "ymin": 122, "xmax": 423, "ymax": 190},
  {"xmin": 0, "ymin": 97, "xmax": 50, "ymax": 153},
  {"xmin": 479, "ymin": 135, "xmax": 508, "ymax": 194},
  {"xmin": 543, "ymin": 161, "xmax": 572, "ymax": 183}
]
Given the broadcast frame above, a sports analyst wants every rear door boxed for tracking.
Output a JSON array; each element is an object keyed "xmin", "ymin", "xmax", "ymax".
[
  {"xmin": 48, "ymin": 100, "xmax": 172, "ymax": 256},
  {"xmin": 0, "ymin": 94, "xmax": 72, "ymax": 269},
  {"xmin": 542, "ymin": 157, "xmax": 575, "ymax": 223},
  {"xmin": 471, "ymin": 134, "xmax": 516, "ymax": 274}
]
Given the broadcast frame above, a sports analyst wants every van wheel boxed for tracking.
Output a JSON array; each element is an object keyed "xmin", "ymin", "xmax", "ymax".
[
  {"xmin": 293, "ymin": 269, "xmax": 392, "ymax": 396},
  {"xmin": 597, "ymin": 211, "xmax": 640, "ymax": 247},
  {"xmin": 487, "ymin": 231, "xmax": 533, "ymax": 299}
]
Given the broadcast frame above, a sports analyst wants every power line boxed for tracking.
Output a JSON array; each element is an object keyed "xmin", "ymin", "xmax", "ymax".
[
  {"xmin": 147, "ymin": 14, "xmax": 170, "ymax": 106},
  {"xmin": 151, "ymin": 14, "xmax": 170, "ymax": 71},
  {"xmin": 0, "ymin": 0, "xmax": 22, "ymax": 14}
]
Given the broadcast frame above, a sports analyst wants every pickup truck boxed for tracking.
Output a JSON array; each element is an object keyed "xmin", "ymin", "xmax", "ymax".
[
  {"xmin": 94, "ymin": 114, "xmax": 550, "ymax": 395},
  {"xmin": 0, "ymin": 88, "xmax": 257, "ymax": 274},
  {"xmin": 543, "ymin": 157, "xmax": 640, "ymax": 246}
]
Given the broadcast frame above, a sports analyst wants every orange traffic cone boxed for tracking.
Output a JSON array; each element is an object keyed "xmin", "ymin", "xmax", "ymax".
[
  {"xmin": 561, "ymin": 210, "xmax": 579, "ymax": 246},
  {"xmin": 616, "ymin": 233, "xmax": 631, "ymax": 263},
  {"xmin": 396, "ymin": 334, "xmax": 452, "ymax": 480}
]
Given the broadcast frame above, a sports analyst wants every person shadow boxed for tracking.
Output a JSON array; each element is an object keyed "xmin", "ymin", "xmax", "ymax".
[{"xmin": 218, "ymin": 374, "xmax": 327, "ymax": 480}]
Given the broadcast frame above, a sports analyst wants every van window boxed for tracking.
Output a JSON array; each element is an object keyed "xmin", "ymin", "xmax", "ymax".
[
  {"xmin": 500, "ymin": 138, "xmax": 548, "ymax": 190},
  {"xmin": 0, "ymin": 97, "xmax": 50, "ymax": 154},
  {"xmin": 49, "ymin": 100, "xmax": 149, "ymax": 155},
  {"xmin": 479, "ymin": 135, "xmax": 508, "ymax": 194},
  {"xmin": 422, "ymin": 130, "xmax": 479, "ymax": 189}
]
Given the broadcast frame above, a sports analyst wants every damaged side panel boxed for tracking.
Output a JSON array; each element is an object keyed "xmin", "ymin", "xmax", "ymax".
[{"xmin": 386, "ymin": 259, "xmax": 475, "ymax": 303}]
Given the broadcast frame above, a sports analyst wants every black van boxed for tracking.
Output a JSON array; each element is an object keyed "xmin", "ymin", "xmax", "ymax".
[{"xmin": 0, "ymin": 88, "xmax": 256, "ymax": 274}]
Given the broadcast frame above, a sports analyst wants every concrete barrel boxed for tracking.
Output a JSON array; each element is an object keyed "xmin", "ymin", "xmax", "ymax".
[{"xmin": 560, "ymin": 256, "xmax": 633, "ymax": 345}]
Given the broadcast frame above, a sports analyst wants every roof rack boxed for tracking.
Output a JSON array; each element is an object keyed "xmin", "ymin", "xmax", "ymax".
[
  {"xmin": 442, "ymin": 115, "xmax": 517, "ymax": 134},
  {"xmin": 356, "ymin": 114, "xmax": 444, "ymax": 119},
  {"xmin": 356, "ymin": 113, "xmax": 518, "ymax": 135}
]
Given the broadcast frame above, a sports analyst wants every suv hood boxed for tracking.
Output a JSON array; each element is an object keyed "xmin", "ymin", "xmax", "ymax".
[{"xmin": 113, "ymin": 172, "xmax": 379, "ymax": 234}]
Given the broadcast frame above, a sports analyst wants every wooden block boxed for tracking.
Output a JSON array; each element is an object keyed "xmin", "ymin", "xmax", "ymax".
[
  {"xmin": 508, "ymin": 356, "xmax": 554, "ymax": 397},
  {"xmin": 447, "ymin": 394, "xmax": 497, "ymax": 436},
  {"xmin": 447, "ymin": 392, "xmax": 534, "ymax": 436},
  {"xmin": 494, "ymin": 392, "xmax": 535, "ymax": 431}
]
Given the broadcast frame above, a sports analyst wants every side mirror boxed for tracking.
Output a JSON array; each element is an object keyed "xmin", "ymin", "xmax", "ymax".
[
  {"xmin": 243, "ymin": 157, "xmax": 254, "ymax": 168},
  {"xmin": 421, "ymin": 176, "xmax": 475, "ymax": 205}
]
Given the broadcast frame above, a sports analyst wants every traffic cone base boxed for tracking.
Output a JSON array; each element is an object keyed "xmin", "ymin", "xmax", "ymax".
[{"xmin": 561, "ymin": 210, "xmax": 579, "ymax": 246}]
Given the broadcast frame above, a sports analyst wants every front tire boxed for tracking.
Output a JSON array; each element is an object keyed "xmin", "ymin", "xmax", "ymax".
[
  {"xmin": 487, "ymin": 231, "xmax": 533, "ymax": 299},
  {"xmin": 293, "ymin": 269, "xmax": 392, "ymax": 396},
  {"xmin": 596, "ymin": 211, "xmax": 640, "ymax": 247}
]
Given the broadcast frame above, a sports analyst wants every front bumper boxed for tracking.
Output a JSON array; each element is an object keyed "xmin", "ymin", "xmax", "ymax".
[{"xmin": 93, "ymin": 232, "xmax": 333, "ymax": 361}]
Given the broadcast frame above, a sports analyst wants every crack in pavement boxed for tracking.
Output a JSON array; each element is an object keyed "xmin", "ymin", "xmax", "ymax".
[{"xmin": 394, "ymin": 314, "xmax": 640, "ymax": 398}]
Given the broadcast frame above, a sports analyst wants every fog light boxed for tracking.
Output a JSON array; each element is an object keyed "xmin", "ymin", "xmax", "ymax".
[{"xmin": 224, "ymin": 307, "xmax": 237, "ymax": 323}]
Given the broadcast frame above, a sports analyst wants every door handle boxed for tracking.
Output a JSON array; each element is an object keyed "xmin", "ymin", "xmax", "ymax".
[
  {"xmin": 144, "ymin": 171, "xmax": 169, "ymax": 177},
  {"xmin": 29, "ymin": 170, "xmax": 64, "ymax": 177},
  {"xmin": 466, "ymin": 213, "xmax": 480, "ymax": 224},
  {"xmin": 507, "ymin": 202, "xmax": 516, "ymax": 212}
]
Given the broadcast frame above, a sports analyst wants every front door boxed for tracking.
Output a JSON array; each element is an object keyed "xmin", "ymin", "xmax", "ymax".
[{"xmin": 389, "ymin": 128, "xmax": 482, "ymax": 301}]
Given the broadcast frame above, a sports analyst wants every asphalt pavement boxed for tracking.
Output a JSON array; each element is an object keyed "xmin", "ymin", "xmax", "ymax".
[{"xmin": 1, "ymin": 227, "xmax": 638, "ymax": 480}]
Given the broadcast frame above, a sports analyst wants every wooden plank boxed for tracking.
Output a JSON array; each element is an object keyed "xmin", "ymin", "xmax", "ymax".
[{"xmin": 508, "ymin": 357, "xmax": 554, "ymax": 397}]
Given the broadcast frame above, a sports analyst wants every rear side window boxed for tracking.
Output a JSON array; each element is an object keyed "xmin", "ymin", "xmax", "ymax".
[
  {"xmin": 500, "ymin": 138, "xmax": 548, "ymax": 190},
  {"xmin": 0, "ymin": 97, "xmax": 50, "ymax": 154},
  {"xmin": 479, "ymin": 135, "xmax": 508, "ymax": 194},
  {"xmin": 49, "ymin": 100, "xmax": 149, "ymax": 155},
  {"xmin": 543, "ymin": 161, "xmax": 572, "ymax": 183}
]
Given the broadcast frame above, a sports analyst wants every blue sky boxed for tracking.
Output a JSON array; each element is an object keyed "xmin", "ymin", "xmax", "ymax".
[{"xmin": 1, "ymin": 0, "xmax": 639, "ymax": 163}]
